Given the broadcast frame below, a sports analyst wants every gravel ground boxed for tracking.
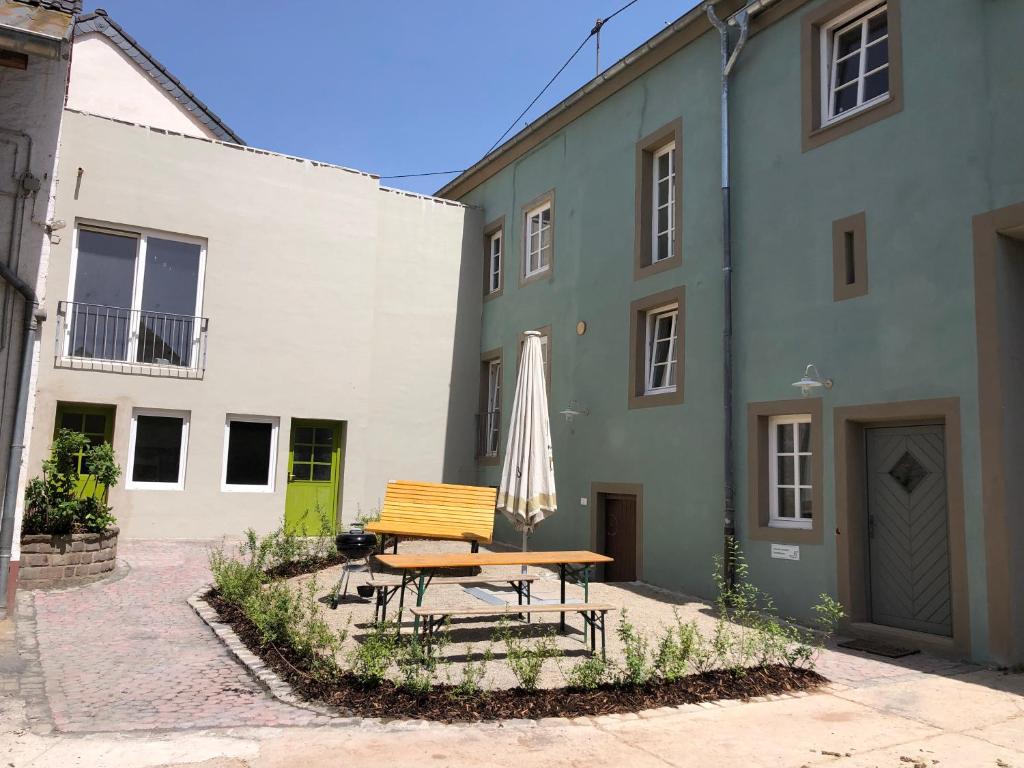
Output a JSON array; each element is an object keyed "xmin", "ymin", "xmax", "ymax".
[{"xmin": 288, "ymin": 540, "xmax": 723, "ymax": 690}]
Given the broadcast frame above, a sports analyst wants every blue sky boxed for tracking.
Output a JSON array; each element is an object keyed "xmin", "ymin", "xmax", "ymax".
[{"xmin": 83, "ymin": 1, "xmax": 701, "ymax": 195}]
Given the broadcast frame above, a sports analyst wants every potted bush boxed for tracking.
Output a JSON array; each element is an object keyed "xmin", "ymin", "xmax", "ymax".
[{"xmin": 19, "ymin": 429, "xmax": 122, "ymax": 587}]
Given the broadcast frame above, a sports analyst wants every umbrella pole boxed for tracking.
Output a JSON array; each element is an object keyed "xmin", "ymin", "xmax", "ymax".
[{"xmin": 521, "ymin": 528, "xmax": 528, "ymax": 575}]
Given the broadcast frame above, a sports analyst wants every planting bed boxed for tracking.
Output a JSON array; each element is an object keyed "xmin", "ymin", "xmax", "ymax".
[{"xmin": 205, "ymin": 589, "xmax": 826, "ymax": 722}]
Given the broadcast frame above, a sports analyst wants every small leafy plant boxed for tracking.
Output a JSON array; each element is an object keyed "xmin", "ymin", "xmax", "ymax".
[
  {"xmin": 23, "ymin": 429, "xmax": 121, "ymax": 535},
  {"xmin": 567, "ymin": 654, "xmax": 610, "ymax": 690},
  {"xmin": 617, "ymin": 610, "xmax": 654, "ymax": 686},
  {"xmin": 654, "ymin": 611, "xmax": 698, "ymax": 682},
  {"xmin": 497, "ymin": 620, "xmax": 561, "ymax": 691},
  {"xmin": 350, "ymin": 622, "xmax": 399, "ymax": 687}
]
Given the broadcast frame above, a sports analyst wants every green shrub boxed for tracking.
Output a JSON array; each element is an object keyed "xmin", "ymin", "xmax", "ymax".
[
  {"xmin": 350, "ymin": 622, "xmax": 399, "ymax": 686},
  {"xmin": 654, "ymin": 612, "xmax": 698, "ymax": 682},
  {"xmin": 616, "ymin": 610, "xmax": 653, "ymax": 686},
  {"xmin": 395, "ymin": 637, "xmax": 439, "ymax": 695},
  {"xmin": 567, "ymin": 654, "xmax": 610, "ymax": 690},
  {"xmin": 497, "ymin": 621, "xmax": 560, "ymax": 691},
  {"xmin": 452, "ymin": 644, "xmax": 493, "ymax": 698},
  {"xmin": 22, "ymin": 429, "xmax": 121, "ymax": 535}
]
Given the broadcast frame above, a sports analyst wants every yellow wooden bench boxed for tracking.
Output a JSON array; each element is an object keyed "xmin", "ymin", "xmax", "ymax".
[{"xmin": 364, "ymin": 480, "xmax": 496, "ymax": 553}]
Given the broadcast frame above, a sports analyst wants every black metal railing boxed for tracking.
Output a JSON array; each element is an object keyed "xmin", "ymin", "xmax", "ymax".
[{"xmin": 56, "ymin": 301, "xmax": 209, "ymax": 373}]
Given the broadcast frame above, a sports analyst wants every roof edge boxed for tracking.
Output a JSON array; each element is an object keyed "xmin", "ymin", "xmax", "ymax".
[
  {"xmin": 437, "ymin": 0, "xmax": 806, "ymax": 200},
  {"xmin": 74, "ymin": 10, "xmax": 244, "ymax": 145}
]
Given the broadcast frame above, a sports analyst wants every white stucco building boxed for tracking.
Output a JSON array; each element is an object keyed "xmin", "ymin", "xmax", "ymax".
[{"xmin": 1, "ymin": 5, "xmax": 485, "ymax": 600}]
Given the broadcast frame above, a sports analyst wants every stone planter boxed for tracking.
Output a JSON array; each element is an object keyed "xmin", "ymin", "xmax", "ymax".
[{"xmin": 19, "ymin": 526, "xmax": 119, "ymax": 588}]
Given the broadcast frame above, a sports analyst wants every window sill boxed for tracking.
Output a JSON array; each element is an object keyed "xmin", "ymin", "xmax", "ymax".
[
  {"xmin": 634, "ymin": 253, "xmax": 681, "ymax": 281},
  {"xmin": 628, "ymin": 388, "xmax": 683, "ymax": 410},
  {"xmin": 476, "ymin": 454, "xmax": 501, "ymax": 467},
  {"xmin": 483, "ymin": 287, "xmax": 504, "ymax": 303},
  {"xmin": 221, "ymin": 485, "xmax": 276, "ymax": 494},
  {"xmin": 126, "ymin": 482, "xmax": 185, "ymax": 492},
  {"xmin": 803, "ymin": 94, "xmax": 901, "ymax": 152},
  {"xmin": 519, "ymin": 268, "xmax": 552, "ymax": 288},
  {"xmin": 746, "ymin": 524, "xmax": 821, "ymax": 545}
]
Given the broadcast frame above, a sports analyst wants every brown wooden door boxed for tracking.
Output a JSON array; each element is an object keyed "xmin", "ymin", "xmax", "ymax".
[{"xmin": 602, "ymin": 495, "xmax": 637, "ymax": 582}]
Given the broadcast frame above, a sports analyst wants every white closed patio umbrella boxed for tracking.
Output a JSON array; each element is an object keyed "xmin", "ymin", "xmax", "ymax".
[{"xmin": 496, "ymin": 331, "xmax": 557, "ymax": 572}]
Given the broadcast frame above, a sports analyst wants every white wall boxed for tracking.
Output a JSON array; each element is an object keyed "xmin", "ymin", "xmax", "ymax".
[
  {"xmin": 66, "ymin": 33, "xmax": 218, "ymax": 140},
  {"xmin": 22, "ymin": 110, "xmax": 482, "ymax": 539}
]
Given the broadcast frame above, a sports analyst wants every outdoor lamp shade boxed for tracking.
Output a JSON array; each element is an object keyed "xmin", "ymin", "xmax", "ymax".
[{"xmin": 496, "ymin": 331, "xmax": 557, "ymax": 551}]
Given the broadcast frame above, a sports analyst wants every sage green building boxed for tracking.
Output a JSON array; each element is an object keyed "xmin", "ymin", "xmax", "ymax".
[{"xmin": 440, "ymin": 0, "xmax": 1024, "ymax": 666}]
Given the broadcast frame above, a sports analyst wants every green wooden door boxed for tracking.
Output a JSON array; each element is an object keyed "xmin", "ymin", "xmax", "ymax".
[
  {"xmin": 285, "ymin": 420, "xmax": 341, "ymax": 535},
  {"xmin": 55, "ymin": 404, "xmax": 115, "ymax": 499}
]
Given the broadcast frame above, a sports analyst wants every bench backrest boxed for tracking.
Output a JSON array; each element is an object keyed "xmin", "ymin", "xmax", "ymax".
[{"xmin": 371, "ymin": 480, "xmax": 496, "ymax": 543}]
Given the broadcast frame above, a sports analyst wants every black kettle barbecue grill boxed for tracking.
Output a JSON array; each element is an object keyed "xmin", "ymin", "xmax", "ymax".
[{"xmin": 330, "ymin": 527, "xmax": 378, "ymax": 608}]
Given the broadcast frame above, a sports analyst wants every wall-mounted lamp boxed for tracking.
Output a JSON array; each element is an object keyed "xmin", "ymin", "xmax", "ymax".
[
  {"xmin": 792, "ymin": 364, "xmax": 833, "ymax": 397},
  {"xmin": 559, "ymin": 400, "xmax": 591, "ymax": 424}
]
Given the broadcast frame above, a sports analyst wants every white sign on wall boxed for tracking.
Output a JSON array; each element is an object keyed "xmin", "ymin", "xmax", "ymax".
[{"xmin": 770, "ymin": 544, "xmax": 800, "ymax": 561}]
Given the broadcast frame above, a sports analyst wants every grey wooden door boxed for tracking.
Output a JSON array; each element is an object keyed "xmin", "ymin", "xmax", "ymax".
[{"xmin": 866, "ymin": 425, "xmax": 952, "ymax": 637}]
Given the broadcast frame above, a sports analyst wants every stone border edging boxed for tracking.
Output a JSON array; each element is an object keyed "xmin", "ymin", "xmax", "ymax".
[
  {"xmin": 188, "ymin": 585, "xmax": 830, "ymax": 728},
  {"xmin": 187, "ymin": 585, "xmax": 340, "ymax": 718}
]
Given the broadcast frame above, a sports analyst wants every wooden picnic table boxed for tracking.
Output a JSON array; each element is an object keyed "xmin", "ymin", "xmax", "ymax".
[{"xmin": 375, "ymin": 550, "xmax": 613, "ymax": 633}]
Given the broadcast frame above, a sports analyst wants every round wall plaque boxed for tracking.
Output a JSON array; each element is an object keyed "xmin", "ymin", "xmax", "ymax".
[{"xmin": 576, "ymin": 321, "xmax": 587, "ymax": 336}]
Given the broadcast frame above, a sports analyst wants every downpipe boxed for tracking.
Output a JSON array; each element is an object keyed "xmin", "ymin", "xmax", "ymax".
[
  {"xmin": 706, "ymin": 2, "xmax": 751, "ymax": 593},
  {"xmin": 0, "ymin": 228, "xmax": 44, "ymax": 619}
]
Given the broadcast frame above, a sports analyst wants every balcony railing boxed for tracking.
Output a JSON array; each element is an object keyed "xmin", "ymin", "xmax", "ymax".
[{"xmin": 55, "ymin": 301, "xmax": 209, "ymax": 377}]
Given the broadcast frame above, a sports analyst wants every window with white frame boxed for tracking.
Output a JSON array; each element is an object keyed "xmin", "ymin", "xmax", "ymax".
[
  {"xmin": 768, "ymin": 415, "xmax": 813, "ymax": 528},
  {"xmin": 127, "ymin": 409, "xmax": 189, "ymax": 490},
  {"xmin": 221, "ymin": 416, "xmax": 279, "ymax": 492},
  {"xmin": 523, "ymin": 202, "xmax": 552, "ymax": 278},
  {"xmin": 484, "ymin": 360, "xmax": 501, "ymax": 457},
  {"xmin": 823, "ymin": 2, "xmax": 889, "ymax": 124},
  {"xmin": 644, "ymin": 305, "xmax": 678, "ymax": 394},
  {"xmin": 652, "ymin": 142, "xmax": 676, "ymax": 264},
  {"xmin": 67, "ymin": 226, "xmax": 206, "ymax": 367},
  {"xmin": 488, "ymin": 230, "xmax": 502, "ymax": 294}
]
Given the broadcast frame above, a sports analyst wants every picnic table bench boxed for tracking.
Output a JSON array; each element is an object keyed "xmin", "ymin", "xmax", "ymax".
[
  {"xmin": 375, "ymin": 550, "xmax": 613, "ymax": 642},
  {"xmin": 368, "ymin": 572, "xmax": 538, "ymax": 623},
  {"xmin": 411, "ymin": 602, "xmax": 615, "ymax": 658},
  {"xmin": 364, "ymin": 481, "xmax": 496, "ymax": 552}
]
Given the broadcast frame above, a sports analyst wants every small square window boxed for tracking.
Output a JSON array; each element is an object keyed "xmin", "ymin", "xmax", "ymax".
[
  {"xmin": 127, "ymin": 409, "xmax": 189, "ymax": 490},
  {"xmin": 768, "ymin": 415, "xmax": 814, "ymax": 530},
  {"xmin": 222, "ymin": 416, "xmax": 279, "ymax": 492}
]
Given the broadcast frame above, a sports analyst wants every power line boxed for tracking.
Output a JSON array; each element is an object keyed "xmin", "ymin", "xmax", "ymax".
[
  {"xmin": 379, "ymin": 169, "xmax": 464, "ymax": 180},
  {"xmin": 380, "ymin": 0, "xmax": 643, "ymax": 181}
]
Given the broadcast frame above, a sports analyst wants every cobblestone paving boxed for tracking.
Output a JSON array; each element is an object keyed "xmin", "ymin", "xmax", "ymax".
[{"xmin": 29, "ymin": 540, "xmax": 328, "ymax": 733}]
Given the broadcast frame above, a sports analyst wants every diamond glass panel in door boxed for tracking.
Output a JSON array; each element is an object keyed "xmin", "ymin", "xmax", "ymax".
[
  {"xmin": 69, "ymin": 230, "xmax": 137, "ymax": 360},
  {"xmin": 131, "ymin": 414, "xmax": 184, "ymax": 484},
  {"xmin": 645, "ymin": 309, "xmax": 677, "ymax": 393},
  {"xmin": 829, "ymin": 5, "xmax": 889, "ymax": 120},
  {"xmin": 652, "ymin": 144, "xmax": 675, "ymax": 263},
  {"xmin": 137, "ymin": 237, "xmax": 201, "ymax": 366}
]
